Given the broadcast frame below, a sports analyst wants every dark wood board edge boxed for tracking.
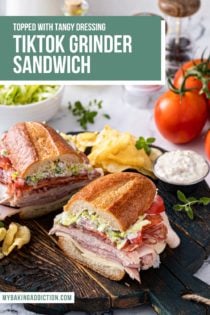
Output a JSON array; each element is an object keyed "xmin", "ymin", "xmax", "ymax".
[
  {"xmin": 0, "ymin": 219, "xmax": 111, "ymax": 314},
  {"xmin": 159, "ymin": 181, "xmax": 210, "ymax": 255},
  {"xmin": 78, "ymin": 265, "xmax": 149, "ymax": 309},
  {"xmin": 143, "ymin": 265, "xmax": 207, "ymax": 315},
  {"xmin": 163, "ymin": 223, "xmax": 206, "ymax": 274},
  {"xmin": 0, "ymin": 278, "xmax": 22, "ymax": 292},
  {"xmin": 162, "ymin": 254, "xmax": 210, "ymax": 300},
  {"xmin": 161, "ymin": 255, "xmax": 210, "ymax": 314},
  {"xmin": 23, "ymin": 297, "xmax": 110, "ymax": 315}
]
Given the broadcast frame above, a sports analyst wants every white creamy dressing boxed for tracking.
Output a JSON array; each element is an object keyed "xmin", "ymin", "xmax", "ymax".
[
  {"xmin": 154, "ymin": 150, "xmax": 209, "ymax": 185},
  {"xmin": 160, "ymin": 212, "xmax": 180, "ymax": 249}
]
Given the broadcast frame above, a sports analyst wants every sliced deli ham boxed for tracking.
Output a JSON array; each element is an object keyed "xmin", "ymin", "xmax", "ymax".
[
  {"xmin": 50, "ymin": 224, "xmax": 161, "ymax": 282},
  {"xmin": 0, "ymin": 204, "xmax": 21, "ymax": 220},
  {"xmin": 0, "ymin": 175, "xmax": 99, "ymax": 219},
  {"xmin": 7, "ymin": 177, "xmax": 93, "ymax": 207}
]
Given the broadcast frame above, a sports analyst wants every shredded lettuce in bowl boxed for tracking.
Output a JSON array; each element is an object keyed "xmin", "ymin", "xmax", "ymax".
[{"xmin": 0, "ymin": 85, "xmax": 59, "ymax": 106}]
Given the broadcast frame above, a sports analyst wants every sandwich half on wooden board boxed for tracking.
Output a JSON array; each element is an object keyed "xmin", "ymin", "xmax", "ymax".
[
  {"xmin": 50, "ymin": 172, "xmax": 180, "ymax": 282},
  {"xmin": 0, "ymin": 122, "xmax": 101, "ymax": 219}
]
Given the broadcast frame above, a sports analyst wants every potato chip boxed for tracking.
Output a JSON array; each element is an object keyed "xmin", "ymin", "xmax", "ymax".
[
  {"xmin": 75, "ymin": 132, "xmax": 98, "ymax": 151},
  {"xmin": 149, "ymin": 147, "xmax": 162, "ymax": 162},
  {"xmin": 62, "ymin": 125, "xmax": 162, "ymax": 177},
  {"xmin": 88, "ymin": 126, "xmax": 154, "ymax": 173},
  {"xmin": 2, "ymin": 222, "xmax": 18, "ymax": 254},
  {"xmin": 61, "ymin": 132, "xmax": 98, "ymax": 152},
  {"xmin": 2, "ymin": 223, "xmax": 31, "ymax": 256},
  {"xmin": 0, "ymin": 228, "xmax": 6, "ymax": 242}
]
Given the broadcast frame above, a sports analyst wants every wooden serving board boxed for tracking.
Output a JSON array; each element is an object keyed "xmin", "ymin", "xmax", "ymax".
[{"xmin": 0, "ymin": 179, "xmax": 210, "ymax": 314}]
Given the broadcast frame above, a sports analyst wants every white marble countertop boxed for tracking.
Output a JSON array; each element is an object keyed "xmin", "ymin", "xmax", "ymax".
[{"xmin": 0, "ymin": 0, "xmax": 210, "ymax": 314}]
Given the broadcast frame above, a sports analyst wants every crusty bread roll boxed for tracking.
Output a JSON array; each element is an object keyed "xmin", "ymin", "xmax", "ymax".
[
  {"xmin": 4, "ymin": 122, "xmax": 87, "ymax": 178},
  {"xmin": 58, "ymin": 235, "xmax": 125, "ymax": 281},
  {"xmin": 64, "ymin": 172, "xmax": 156, "ymax": 231}
]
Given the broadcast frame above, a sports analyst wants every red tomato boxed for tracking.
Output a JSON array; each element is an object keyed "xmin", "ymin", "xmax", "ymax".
[
  {"xmin": 147, "ymin": 195, "xmax": 165, "ymax": 214},
  {"xmin": 130, "ymin": 231, "xmax": 142, "ymax": 245},
  {"xmin": 154, "ymin": 90, "xmax": 208, "ymax": 144},
  {"xmin": 174, "ymin": 59, "xmax": 210, "ymax": 114},
  {"xmin": 205, "ymin": 130, "xmax": 210, "ymax": 161},
  {"xmin": 0, "ymin": 156, "xmax": 11, "ymax": 170},
  {"xmin": 174, "ymin": 59, "xmax": 206, "ymax": 91}
]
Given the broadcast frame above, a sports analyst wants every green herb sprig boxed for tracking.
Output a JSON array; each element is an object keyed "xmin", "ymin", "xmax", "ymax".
[
  {"xmin": 0, "ymin": 222, "xmax": 4, "ymax": 228},
  {"xmin": 173, "ymin": 190, "xmax": 210, "ymax": 220},
  {"xmin": 68, "ymin": 99, "xmax": 110, "ymax": 130},
  {"xmin": 135, "ymin": 137, "xmax": 156, "ymax": 155}
]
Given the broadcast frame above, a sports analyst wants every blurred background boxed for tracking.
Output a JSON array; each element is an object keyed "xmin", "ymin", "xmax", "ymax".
[
  {"xmin": 0, "ymin": 0, "xmax": 208, "ymax": 17},
  {"xmin": 0, "ymin": 0, "xmax": 209, "ymax": 73}
]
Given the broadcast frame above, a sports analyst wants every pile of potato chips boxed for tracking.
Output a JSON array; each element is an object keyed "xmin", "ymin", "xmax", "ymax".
[
  {"xmin": 62, "ymin": 125, "xmax": 161, "ymax": 178},
  {"xmin": 0, "ymin": 222, "xmax": 31, "ymax": 259}
]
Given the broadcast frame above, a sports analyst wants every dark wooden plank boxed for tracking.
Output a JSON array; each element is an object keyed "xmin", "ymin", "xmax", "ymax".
[
  {"xmin": 161, "ymin": 252, "xmax": 210, "ymax": 313},
  {"xmin": 80, "ymin": 266, "xmax": 148, "ymax": 309},
  {"xmin": 162, "ymin": 252, "xmax": 210, "ymax": 298},
  {"xmin": 142, "ymin": 265, "xmax": 207, "ymax": 315},
  {"xmin": 0, "ymin": 278, "xmax": 21, "ymax": 292},
  {"xmin": 163, "ymin": 223, "xmax": 206, "ymax": 274},
  {"xmin": 159, "ymin": 180, "xmax": 210, "ymax": 254},
  {"xmin": 0, "ymin": 219, "xmax": 111, "ymax": 314}
]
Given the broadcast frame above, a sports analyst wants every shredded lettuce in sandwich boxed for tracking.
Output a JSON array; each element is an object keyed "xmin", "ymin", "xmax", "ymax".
[
  {"xmin": 0, "ymin": 149, "xmax": 8, "ymax": 157},
  {"xmin": 55, "ymin": 209, "xmax": 150, "ymax": 249},
  {"xmin": 25, "ymin": 161, "xmax": 94, "ymax": 186},
  {"xmin": 0, "ymin": 85, "xmax": 59, "ymax": 105}
]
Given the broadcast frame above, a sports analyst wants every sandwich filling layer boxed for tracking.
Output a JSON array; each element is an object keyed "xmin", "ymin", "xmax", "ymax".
[
  {"xmin": 55, "ymin": 209, "xmax": 152, "ymax": 249},
  {"xmin": 0, "ymin": 151, "xmax": 100, "ymax": 208},
  {"xmin": 51, "ymin": 194, "xmax": 180, "ymax": 282},
  {"xmin": 50, "ymin": 224, "xmax": 162, "ymax": 282}
]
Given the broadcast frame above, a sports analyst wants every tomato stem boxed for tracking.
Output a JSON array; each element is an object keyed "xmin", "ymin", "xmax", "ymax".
[
  {"xmin": 169, "ymin": 58, "xmax": 210, "ymax": 98},
  {"xmin": 183, "ymin": 59, "xmax": 210, "ymax": 99},
  {"xmin": 168, "ymin": 77, "xmax": 195, "ymax": 96}
]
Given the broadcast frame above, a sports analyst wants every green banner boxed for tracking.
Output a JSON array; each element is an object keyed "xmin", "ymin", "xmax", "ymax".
[{"xmin": 0, "ymin": 16, "xmax": 163, "ymax": 82}]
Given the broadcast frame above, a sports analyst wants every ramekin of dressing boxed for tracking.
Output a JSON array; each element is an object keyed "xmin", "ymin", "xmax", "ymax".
[{"xmin": 153, "ymin": 150, "xmax": 209, "ymax": 189}]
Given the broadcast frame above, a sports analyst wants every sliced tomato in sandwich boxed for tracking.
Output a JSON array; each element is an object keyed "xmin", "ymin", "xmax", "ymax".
[
  {"xmin": 0, "ymin": 156, "xmax": 12, "ymax": 170},
  {"xmin": 147, "ymin": 195, "xmax": 165, "ymax": 214},
  {"xmin": 130, "ymin": 231, "xmax": 142, "ymax": 245}
]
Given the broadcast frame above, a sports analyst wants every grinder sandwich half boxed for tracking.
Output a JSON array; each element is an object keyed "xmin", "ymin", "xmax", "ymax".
[
  {"xmin": 50, "ymin": 172, "xmax": 180, "ymax": 282},
  {"xmin": 0, "ymin": 122, "xmax": 101, "ymax": 219}
]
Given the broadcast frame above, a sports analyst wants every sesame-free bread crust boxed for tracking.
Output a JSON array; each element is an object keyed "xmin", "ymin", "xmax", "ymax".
[
  {"xmin": 3, "ymin": 122, "xmax": 86, "ymax": 177},
  {"xmin": 64, "ymin": 172, "xmax": 156, "ymax": 231},
  {"xmin": 58, "ymin": 235, "xmax": 125, "ymax": 281}
]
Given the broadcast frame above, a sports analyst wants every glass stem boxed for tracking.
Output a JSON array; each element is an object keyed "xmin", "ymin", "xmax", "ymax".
[{"xmin": 175, "ymin": 17, "xmax": 181, "ymax": 45}]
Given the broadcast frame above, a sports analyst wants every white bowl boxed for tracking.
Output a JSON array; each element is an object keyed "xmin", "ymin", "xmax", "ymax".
[{"xmin": 0, "ymin": 86, "xmax": 64, "ymax": 133}]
